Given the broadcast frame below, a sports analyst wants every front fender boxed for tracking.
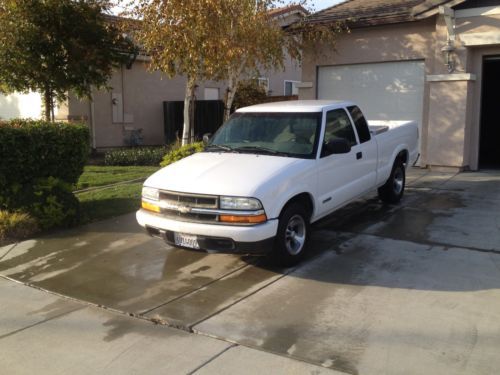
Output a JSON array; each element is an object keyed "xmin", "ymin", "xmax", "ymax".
[{"xmin": 254, "ymin": 160, "xmax": 317, "ymax": 219}]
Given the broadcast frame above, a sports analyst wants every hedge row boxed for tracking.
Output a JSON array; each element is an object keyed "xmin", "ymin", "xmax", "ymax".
[
  {"xmin": 0, "ymin": 119, "xmax": 89, "ymax": 185},
  {"xmin": 104, "ymin": 143, "xmax": 205, "ymax": 167},
  {"xmin": 0, "ymin": 120, "xmax": 89, "ymax": 229},
  {"xmin": 104, "ymin": 146, "xmax": 169, "ymax": 166}
]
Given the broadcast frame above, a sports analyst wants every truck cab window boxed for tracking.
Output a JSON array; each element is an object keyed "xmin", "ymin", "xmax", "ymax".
[
  {"xmin": 323, "ymin": 109, "xmax": 357, "ymax": 147},
  {"xmin": 347, "ymin": 105, "xmax": 371, "ymax": 143}
]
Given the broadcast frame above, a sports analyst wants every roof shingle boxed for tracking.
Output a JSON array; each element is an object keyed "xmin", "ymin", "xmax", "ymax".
[
  {"xmin": 306, "ymin": 0, "xmax": 428, "ymax": 27},
  {"xmin": 268, "ymin": 4, "xmax": 308, "ymax": 18}
]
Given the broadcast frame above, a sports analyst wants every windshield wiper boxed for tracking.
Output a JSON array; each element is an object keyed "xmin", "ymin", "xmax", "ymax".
[
  {"xmin": 205, "ymin": 144, "xmax": 235, "ymax": 152},
  {"xmin": 233, "ymin": 146, "xmax": 288, "ymax": 156}
]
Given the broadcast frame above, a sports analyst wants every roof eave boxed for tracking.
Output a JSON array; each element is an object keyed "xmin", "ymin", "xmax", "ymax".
[
  {"xmin": 412, "ymin": 0, "xmax": 467, "ymax": 19},
  {"xmin": 305, "ymin": 14, "xmax": 421, "ymax": 29}
]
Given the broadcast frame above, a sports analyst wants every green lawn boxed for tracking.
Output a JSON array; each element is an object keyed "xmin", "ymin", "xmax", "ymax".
[
  {"xmin": 75, "ymin": 165, "xmax": 159, "ymax": 190},
  {"xmin": 2, "ymin": 166, "xmax": 158, "ymax": 244},
  {"xmin": 75, "ymin": 165, "xmax": 160, "ymax": 224},
  {"xmin": 77, "ymin": 182, "xmax": 144, "ymax": 224}
]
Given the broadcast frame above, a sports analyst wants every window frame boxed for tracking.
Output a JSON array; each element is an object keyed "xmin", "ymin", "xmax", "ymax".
[
  {"xmin": 320, "ymin": 108, "xmax": 359, "ymax": 158},
  {"xmin": 347, "ymin": 105, "xmax": 371, "ymax": 144},
  {"xmin": 257, "ymin": 77, "xmax": 269, "ymax": 93},
  {"xmin": 284, "ymin": 80, "xmax": 300, "ymax": 96}
]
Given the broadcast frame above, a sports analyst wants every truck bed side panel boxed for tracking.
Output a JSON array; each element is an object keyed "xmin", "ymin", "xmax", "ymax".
[{"xmin": 370, "ymin": 121, "xmax": 419, "ymax": 186}]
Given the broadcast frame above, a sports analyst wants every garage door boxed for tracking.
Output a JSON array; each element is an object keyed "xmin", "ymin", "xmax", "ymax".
[{"xmin": 318, "ymin": 60, "xmax": 425, "ymax": 153}]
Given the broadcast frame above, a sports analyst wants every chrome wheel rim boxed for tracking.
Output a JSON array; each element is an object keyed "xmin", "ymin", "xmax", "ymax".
[
  {"xmin": 285, "ymin": 214, "xmax": 306, "ymax": 255},
  {"xmin": 393, "ymin": 167, "xmax": 404, "ymax": 195}
]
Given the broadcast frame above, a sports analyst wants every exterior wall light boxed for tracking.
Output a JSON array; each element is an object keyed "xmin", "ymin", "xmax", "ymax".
[
  {"xmin": 439, "ymin": 5, "xmax": 456, "ymax": 73},
  {"xmin": 441, "ymin": 40, "xmax": 456, "ymax": 73}
]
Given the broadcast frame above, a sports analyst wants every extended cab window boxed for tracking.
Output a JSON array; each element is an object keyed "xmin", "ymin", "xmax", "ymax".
[
  {"xmin": 322, "ymin": 109, "xmax": 357, "ymax": 153},
  {"xmin": 347, "ymin": 106, "xmax": 371, "ymax": 143}
]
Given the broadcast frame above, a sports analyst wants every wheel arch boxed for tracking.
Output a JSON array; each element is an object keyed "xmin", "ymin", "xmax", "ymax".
[
  {"xmin": 279, "ymin": 192, "xmax": 314, "ymax": 220},
  {"xmin": 398, "ymin": 149, "xmax": 409, "ymax": 165},
  {"xmin": 391, "ymin": 147, "xmax": 409, "ymax": 168}
]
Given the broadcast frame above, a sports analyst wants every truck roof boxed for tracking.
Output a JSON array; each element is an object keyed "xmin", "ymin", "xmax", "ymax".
[{"xmin": 236, "ymin": 100, "xmax": 355, "ymax": 113}]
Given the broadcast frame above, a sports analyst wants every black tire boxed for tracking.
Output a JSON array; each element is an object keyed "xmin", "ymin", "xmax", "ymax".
[
  {"xmin": 268, "ymin": 203, "xmax": 310, "ymax": 267},
  {"xmin": 378, "ymin": 158, "xmax": 406, "ymax": 204}
]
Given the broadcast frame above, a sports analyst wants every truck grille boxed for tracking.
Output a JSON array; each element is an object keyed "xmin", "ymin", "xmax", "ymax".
[{"xmin": 158, "ymin": 190, "xmax": 219, "ymax": 223}]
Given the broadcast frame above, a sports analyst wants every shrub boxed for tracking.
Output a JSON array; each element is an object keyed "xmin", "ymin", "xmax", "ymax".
[
  {"xmin": 0, "ymin": 119, "xmax": 89, "ymax": 185},
  {"xmin": 0, "ymin": 120, "xmax": 89, "ymax": 230},
  {"xmin": 160, "ymin": 142, "xmax": 204, "ymax": 167},
  {"xmin": 104, "ymin": 146, "xmax": 169, "ymax": 166},
  {"xmin": 30, "ymin": 177, "xmax": 80, "ymax": 229},
  {"xmin": 232, "ymin": 79, "xmax": 268, "ymax": 110},
  {"xmin": 0, "ymin": 210, "xmax": 39, "ymax": 242}
]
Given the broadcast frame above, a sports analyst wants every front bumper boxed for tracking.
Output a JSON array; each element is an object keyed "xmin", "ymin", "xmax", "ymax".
[{"xmin": 136, "ymin": 209, "xmax": 278, "ymax": 254}]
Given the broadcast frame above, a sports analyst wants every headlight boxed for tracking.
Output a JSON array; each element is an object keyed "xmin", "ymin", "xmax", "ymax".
[
  {"xmin": 142, "ymin": 186, "xmax": 159, "ymax": 201},
  {"xmin": 220, "ymin": 196, "xmax": 262, "ymax": 210}
]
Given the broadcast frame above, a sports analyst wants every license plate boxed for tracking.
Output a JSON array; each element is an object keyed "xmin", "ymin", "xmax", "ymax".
[{"xmin": 174, "ymin": 232, "xmax": 200, "ymax": 249}]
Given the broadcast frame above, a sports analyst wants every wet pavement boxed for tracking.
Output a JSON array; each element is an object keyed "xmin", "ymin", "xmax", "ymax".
[
  {"xmin": 1, "ymin": 277, "xmax": 340, "ymax": 375},
  {"xmin": 1, "ymin": 168, "xmax": 500, "ymax": 374}
]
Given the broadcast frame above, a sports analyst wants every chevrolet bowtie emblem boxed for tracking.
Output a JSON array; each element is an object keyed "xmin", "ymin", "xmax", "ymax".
[{"xmin": 178, "ymin": 205, "xmax": 192, "ymax": 214}]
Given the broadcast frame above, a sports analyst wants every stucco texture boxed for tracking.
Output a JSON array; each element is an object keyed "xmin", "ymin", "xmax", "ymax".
[{"xmin": 300, "ymin": 8, "xmax": 500, "ymax": 170}]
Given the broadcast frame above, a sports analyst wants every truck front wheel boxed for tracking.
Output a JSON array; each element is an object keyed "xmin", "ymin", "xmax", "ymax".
[
  {"xmin": 378, "ymin": 159, "xmax": 405, "ymax": 204},
  {"xmin": 269, "ymin": 203, "xmax": 310, "ymax": 266}
]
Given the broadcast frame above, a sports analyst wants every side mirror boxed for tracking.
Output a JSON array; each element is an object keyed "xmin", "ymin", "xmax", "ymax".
[
  {"xmin": 202, "ymin": 133, "xmax": 212, "ymax": 145},
  {"xmin": 322, "ymin": 138, "xmax": 351, "ymax": 157}
]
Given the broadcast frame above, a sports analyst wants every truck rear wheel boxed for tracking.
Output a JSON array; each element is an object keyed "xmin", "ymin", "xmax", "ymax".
[
  {"xmin": 269, "ymin": 203, "xmax": 310, "ymax": 266},
  {"xmin": 378, "ymin": 159, "xmax": 405, "ymax": 204}
]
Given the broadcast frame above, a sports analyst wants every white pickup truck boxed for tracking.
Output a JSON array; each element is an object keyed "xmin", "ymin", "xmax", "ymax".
[{"xmin": 137, "ymin": 100, "xmax": 418, "ymax": 265}]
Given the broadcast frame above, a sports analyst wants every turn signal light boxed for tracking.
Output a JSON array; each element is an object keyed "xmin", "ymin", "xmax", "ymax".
[
  {"xmin": 219, "ymin": 214, "xmax": 267, "ymax": 224},
  {"xmin": 142, "ymin": 200, "xmax": 160, "ymax": 213}
]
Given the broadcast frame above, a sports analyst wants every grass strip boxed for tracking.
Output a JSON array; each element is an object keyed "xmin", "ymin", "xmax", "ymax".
[
  {"xmin": 76, "ymin": 182, "xmax": 143, "ymax": 224},
  {"xmin": 76, "ymin": 166, "xmax": 158, "ymax": 190}
]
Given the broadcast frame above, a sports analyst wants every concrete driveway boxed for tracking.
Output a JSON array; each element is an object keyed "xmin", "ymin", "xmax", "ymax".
[{"xmin": 1, "ymin": 168, "xmax": 500, "ymax": 374}]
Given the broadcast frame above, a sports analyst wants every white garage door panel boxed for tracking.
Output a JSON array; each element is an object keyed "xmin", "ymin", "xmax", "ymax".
[{"xmin": 318, "ymin": 61, "xmax": 424, "ymax": 128}]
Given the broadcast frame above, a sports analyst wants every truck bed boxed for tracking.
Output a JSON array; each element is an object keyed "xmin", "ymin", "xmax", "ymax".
[
  {"xmin": 367, "ymin": 119, "xmax": 419, "ymax": 185},
  {"xmin": 368, "ymin": 120, "xmax": 415, "ymax": 135},
  {"xmin": 369, "ymin": 125, "xmax": 389, "ymax": 136}
]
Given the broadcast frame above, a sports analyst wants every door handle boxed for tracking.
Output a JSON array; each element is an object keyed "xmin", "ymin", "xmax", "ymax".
[{"xmin": 356, "ymin": 152, "xmax": 363, "ymax": 160}]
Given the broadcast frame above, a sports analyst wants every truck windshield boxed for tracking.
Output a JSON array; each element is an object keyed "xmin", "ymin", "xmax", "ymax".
[{"xmin": 207, "ymin": 112, "xmax": 322, "ymax": 159}]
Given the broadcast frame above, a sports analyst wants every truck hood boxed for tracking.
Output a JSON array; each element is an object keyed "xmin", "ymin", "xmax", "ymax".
[{"xmin": 144, "ymin": 151, "xmax": 307, "ymax": 197}]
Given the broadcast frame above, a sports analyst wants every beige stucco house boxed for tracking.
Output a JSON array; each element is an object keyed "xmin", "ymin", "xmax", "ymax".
[
  {"xmin": 300, "ymin": 0, "xmax": 500, "ymax": 170},
  {"xmin": 0, "ymin": 5, "xmax": 306, "ymax": 149}
]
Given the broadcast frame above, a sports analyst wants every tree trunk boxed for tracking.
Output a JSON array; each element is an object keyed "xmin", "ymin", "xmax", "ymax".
[
  {"xmin": 224, "ymin": 62, "xmax": 246, "ymax": 121},
  {"xmin": 43, "ymin": 87, "xmax": 52, "ymax": 122},
  {"xmin": 224, "ymin": 75, "xmax": 237, "ymax": 122},
  {"xmin": 182, "ymin": 78, "xmax": 196, "ymax": 146}
]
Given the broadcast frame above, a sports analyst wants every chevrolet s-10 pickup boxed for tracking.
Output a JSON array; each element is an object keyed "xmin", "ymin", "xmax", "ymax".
[{"xmin": 137, "ymin": 100, "xmax": 419, "ymax": 265}]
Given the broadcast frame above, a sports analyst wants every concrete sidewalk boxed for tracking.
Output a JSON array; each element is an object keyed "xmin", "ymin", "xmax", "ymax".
[{"xmin": 0, "ymin": 276, "xmax": 341, "ymax": 374}]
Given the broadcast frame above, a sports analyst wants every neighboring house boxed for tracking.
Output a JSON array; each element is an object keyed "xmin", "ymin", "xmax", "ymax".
[
  {"xmin": 0, "ymin": 92, "xmax": 67, "ymax": 121},
  {"xmin": 300, "ymin": 0, "xmax": 500, "ymax": 170},
  {"xmin": 0, "ymin": 5, "xmax": 306, "ymax": 149}
]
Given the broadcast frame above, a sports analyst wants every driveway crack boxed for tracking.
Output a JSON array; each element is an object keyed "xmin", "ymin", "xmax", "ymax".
[
  {"xmin": 187, "ymin": 343, "xmax": 238, "ymax": 375},
  {"xmin": 189, "ymin": 247, "xmax": 340, "ymax": 331},
  {"xmin": 139, "ymin": 262, "xmax": 254, "ymax": 316}
]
